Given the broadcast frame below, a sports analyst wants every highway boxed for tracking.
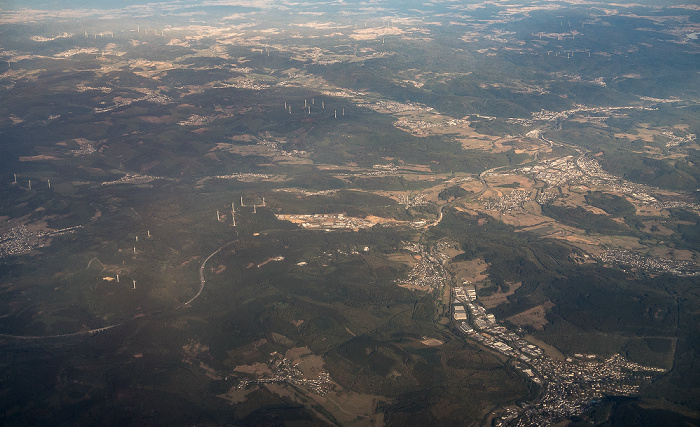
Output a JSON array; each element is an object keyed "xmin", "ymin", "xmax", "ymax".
[{"xmin": 0, "ymin": 324, "xmax": 124, "ymax": 340}]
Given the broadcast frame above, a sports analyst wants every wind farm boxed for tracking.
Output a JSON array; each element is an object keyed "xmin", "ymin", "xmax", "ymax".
[{"xmin": 0, "ymin": 0, "xmax": 699, "ymax": 426}]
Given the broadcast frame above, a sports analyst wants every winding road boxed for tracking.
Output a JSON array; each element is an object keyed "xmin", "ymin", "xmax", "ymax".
[
  {"xmin": 176, "ymin": 240, "xmax": 236, "ymax": 310},
  {"xmin": 0, "ymin": 240, "xmax": 237, "ymax": 340}
]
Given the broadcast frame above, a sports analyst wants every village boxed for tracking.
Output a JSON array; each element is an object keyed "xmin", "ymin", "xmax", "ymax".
[
  {"xmin": 101, "ymin": 172, "xmax": 165, "ymax": 186},
  {"xmin": 483, "ymin": 189, "xmax": 531, "ymax": 213},
  {"xmin": 530, "ymin": 105, "xmax": 657, "ymax": 123},
  {"xmin": 236, "ymin": 353, "xmax": 334, "ymax": 397},
  {"xmin": 599, "ymin": 248, "xmax": 700, "ymax": 277},
  {"xmin": 0, "ymin": 225, "xmax": 82, "ymax": 258}
]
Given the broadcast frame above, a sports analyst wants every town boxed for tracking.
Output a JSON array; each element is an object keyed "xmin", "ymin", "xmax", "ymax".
[
  {"xmin": 517, "ymin": 154, "xmax": 631, "ymax": 191},
  {"xmin": 394, "ymin": 117, "xmax": 470, "ymax": 135},
  {"xmin": 397, "ymin": 192, "xmax": 429, "ymax": 208},
  {"xmin": 483, "ymin": 189, "xmax": 531, "ymax": 213},
  {"xmin": 394, "ymin": 242, "xmax": 451, "ymax": 289},
  {"xmin": 396, "ymin": 240, "xmax": 666, "ymax": 427},
  {"xmin": 0, "ymin": 225, "xmax": 82, "ymax": 258}
]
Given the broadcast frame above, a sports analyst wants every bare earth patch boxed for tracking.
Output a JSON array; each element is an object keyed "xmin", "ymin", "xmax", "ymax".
[
  {"xmin": 421, "ymin": 337, "xmax": 445, "ymax": 346},
  {"xmin": 448, "ymin": 258, "xmax": 489, "ymax": 283},
  {"xmin": 297, "ymin": 354, "xmax": 326, "ymax": 378},
  {"xmin": 312, "ymin": 390, "xmax": 386, "ymax": 426},
  {"xmin": 234, "ymin": 362, "xmax": 272, "ymax": 376},
  {"xmin": 386, "ymin": 252, "xmax": 418, "ymax": 267},
  {"xmin": 480, "ymin": 282, "xmax": 522, "ymax": 309},
  {"xmin": 285, "ymin": 346, "xmax": 312, "ymax": 361},
  {"xmin": 218, "ymin": 385, "xmax": 260, "ymax": 404},
  {"xmin": 19, "ymin": 154, "xmax": 60, "ymax": 161},
  {"xmin": 500, "ymin": 212, "xmax": 551, "ymax": 228},
  {"xmin": 141, "ymin": 115, "xmax": 177, "ymax": 124},
  {"xmin": 506, "ymin": 300, "xmax": 555, "ymax": 330}
]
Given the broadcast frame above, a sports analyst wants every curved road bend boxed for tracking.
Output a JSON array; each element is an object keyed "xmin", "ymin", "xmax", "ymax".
[
  {"xmin": 478, "ymin": 165, "xmax": 507, "ymax": 195},
  {"xmin": 0, "ymin": 240, "xmax": 238, "ymax": 340},
  {"xmin": 428, "ymin": 205, "xmax": 444, "ymax": 228},
  {"xmin": 176, "ymin": 240, "xmax": 237, "ymax": 310}
]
